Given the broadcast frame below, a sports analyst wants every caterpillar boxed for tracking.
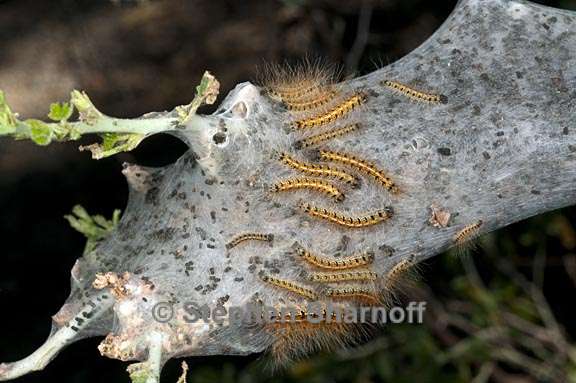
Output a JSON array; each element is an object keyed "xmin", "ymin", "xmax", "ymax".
[
  {"xmin": 271, "ymin": 83, "xmax": 322, "ymax": 103},
  {"xmin": 271, "ymin": 177, "xmax": 345, "ymax": 202},
  {"xmin": 382, "ymin": 80, "xmax": 448, "ymax": 104},
  {"xmin": 326, "ymin": 287, "xmax": 380, "ymax": 304},
  {"xmin": 269, "ymin": 306, "xmax": 345, "ymax": 323},
  {"xmin": 319, "ymin": 150, "xmax": 398, "ymax": 193},
  {"xmin": 295, "ymin": 123, "xmax": 361, "ymax": 149},
  {"xmin": 293, "ymin": 93, "xmax": 366, "ymax": 130},
  {"xmin": 278, "ymin": 152, "xmax": 358, "ymax": 187},
  {"xmin": 266, "ymin": 312, "xmax": 356, "ymax": 368},
  {"xmin": 453, "ymin": 220, "xmax": 484, "ymax": 250},
  {"xmin": 283, "ymin": 89, "xmax": 338, "ymax": 112},
  {"xmin": 385, "ymin": 255, "xmax": 416, "ymax": 281},
  {"xmin": 299, "ymin": 203, "xmax": 393, "ymax": 228},
  {"xmin": 296, "ymin": 247, "xmax": 374, "ymax": 270},
  {"xmin": 261, "ymin": 275, "xmax": 318, "ymax": 300},
  {"xmin": 383, "ymin": 254, "xmax": 418, "ymax": 295},
  {"xmin": 309, "ymin": 270, "xmax": 377, "ymax": 283},
  {"xmin": 226, "ymin": 233, "xmax": 274, "ymax": 250},
  {"xmin": 273, "ymin": 78, "xmax": 318, "ymax": 94},
  {"xmin": 261, "ymin": 61, "xmax": 336, "ymax": 103}
]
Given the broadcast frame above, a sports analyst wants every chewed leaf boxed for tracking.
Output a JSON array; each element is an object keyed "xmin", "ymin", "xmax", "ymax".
[
  {"xmin": 79, "ymin": 133, "xmax": 145, "ymax": 159},
  {"xmin": 176, "ymin": 71, "xmax": 220, "ymax": 121},
  {"xmin": 196, "ymin": 71, "xmax": 220, "ymax": 105},
  {"xmin": 70, "ymin": 90, "xmax": 103, "ymax": 124}
]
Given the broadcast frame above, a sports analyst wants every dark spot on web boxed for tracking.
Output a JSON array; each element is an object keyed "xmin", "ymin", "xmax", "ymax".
[{"xmin": 437, "ymin": 147, "xmax": 452, "ymax": 156}]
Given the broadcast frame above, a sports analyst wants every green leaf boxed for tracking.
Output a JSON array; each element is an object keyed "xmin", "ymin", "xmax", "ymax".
[
  {"xmin": 48, "ymin": 102, "xmax": 74, "ymax": 122},
  {"xmin": 27, "ymin": 119, "xmax": 54, "ymax": 145},
  {"xmin": 64, "ymin": 205, "xmax": 122, "ymax": 254},
  {"xmin": 0, "ymin": 90, "xmax": 18, "ymax": 135},
  {"xmin": 127, "ymin": 363, "xmax": 151, "ymax": 383}
]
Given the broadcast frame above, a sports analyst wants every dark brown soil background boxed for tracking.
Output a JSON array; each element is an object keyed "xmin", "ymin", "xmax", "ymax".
[{"xmin": 1, "ymin": 1, "xmax": 575, "ymax": 382}]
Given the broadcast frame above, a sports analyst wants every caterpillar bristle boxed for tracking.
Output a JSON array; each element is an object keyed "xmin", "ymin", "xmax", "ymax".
[
  {"xmin": 263, "ymin": 302, "xmax": 372, "ymax": 370},
  {"xmin": 265, "ymin": 319, "xmax": 359, "ymax": 369}
]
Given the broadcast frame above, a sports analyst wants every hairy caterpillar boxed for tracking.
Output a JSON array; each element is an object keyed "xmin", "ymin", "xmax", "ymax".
[
  {"xmin": 261, "ymin": 60, "xmax": 336, "ymax": 103},
  {"xmin": 326, "ymin": 287, "xmax": 380, "ymax": 304},
  {"xmin": 271, "ymin": 178, "xmax": 345, "ymax": 202},
  {"xmin": 453, "ymin": 220, "xmax": 484, "ymax": 253},
  {"xmin": 278, "ymin": 152, "xmax": 358, "ymax": 187},
  {"xmin": 383, "ymin": 255, "xmax": 420, "ymax": 299},
  {"xmin": 309, "ymin": 270, "xmax": 377, "ymax": 283},
  {"xmin": 319, "ymin": 150, "xmax": 398, "ymax": 193},
  {"xmin": 293, "ymin": 93, "xmax": 366, "ymax": 130},
  {"xmin": 382, "ymin": 80, "xmax": 448, "ymax": 104},
  {"xmin": 295, "ymin": 123, "xmax": 361, "ymax": 149},
  {"xmin": 226, "ymin": 233, "xmax": 274, "ymax": 250},
  {"xmin": 299, "ymin": 203, "xmax": 393, "ymax": 228},
  {"xmin": 266, "ymin": 314, "xmax": 357, "ymax": 368},
  {"xmin": 385, "ymin": 255, "xmax": 416, "ymax": 281},
  {"xmin": 273, "ymin": 79, "xmax": 318, "ymax": 94},
  {"xmin": 283, "ymin": 89, "xmax": 338, "ymax": 111},
  {"xmin": 271, "ymin": 83, "xmax": 322, "ymax": 103},
  {"xmin": 261, "ymin": 275, "xmax": 318, "ymax": 300},
  {"xmin": 296, "ymin": 247, "xmax": 375, "ymax": 270}
]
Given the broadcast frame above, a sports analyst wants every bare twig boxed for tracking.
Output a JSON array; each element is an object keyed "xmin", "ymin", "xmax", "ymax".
[{"xmin": 345, "ymin": 0, "xmax": 373, "ymax": 76}]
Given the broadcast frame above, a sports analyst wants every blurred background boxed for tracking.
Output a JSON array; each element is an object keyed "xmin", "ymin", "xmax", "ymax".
[{"xmin": 1, "ymin": 0, "xmax": 576, "ymax": 382}]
